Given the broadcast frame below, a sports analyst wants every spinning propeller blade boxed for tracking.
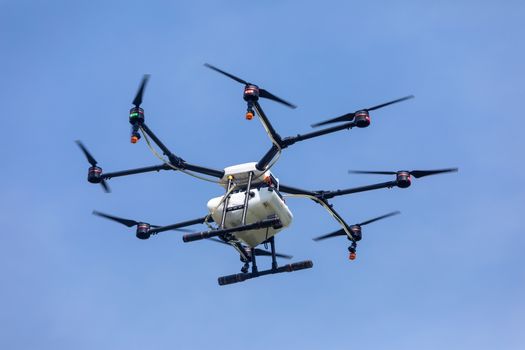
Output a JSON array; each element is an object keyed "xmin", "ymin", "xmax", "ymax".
[
  {"xmin": 409, "ymin": 168, "xmax": 459, "ymax": 178},
  {"xmin": 310, "ymin": 113, "xmax": 356, "ymax": 128},
  {"xmin": 349, "ymin": 168, "xmax": 458, "ymax": 178},
  {"xmin": 204, "ymin": 63, "xmax": 297, "ymax": 109},
  {"xmin": 76, "ymin": 140, "xmax": 98, "ymax": 167},
  {"xmin": 92, "ymin": 210, "xmax": 141, "ymax": 227},
  {"xmin": 313, "ymin": 211, "xmax": 400, "ymax": 241},
  {"xmin": 92, "ymin": 211, "xmax": 194, "ymax": 232},
  {"xmin": 358, "ymin": 211, "xmax": 400, "ymax": 226},
  {"xmin": 204, "ymin": 63, "xmax": 249, "ymax": 85},
  {"xmin": 132, "ymin": 74, "xmax": 150, "ymax": 107},
  {"xmin": 259, "ymin": 88, "xmax": 296, "ymax": 109},
  {"xmin": 253, "ymin": 248, "xmax": 293, "ymax": 260},
  {"xmin": 311, "ymin": 95, "xmax": 414, "ymax": 127},
  {"xmin": 366, "ymin": 95, "xmax": 415, "ymax": 111},
  {"xmin": 313, "ymin": 229, "xmax": 346, "ymax": 241},
  {"xmin": 349, "ymin": 170, "xmax": 396, "ymax": 175},
  {"xmin": 75, "ymin": 140, "xmax": 110, "ymax": 193},
  {"xmin": 100, "ymin": 180, "xmax": 110, "ymax": 193}
]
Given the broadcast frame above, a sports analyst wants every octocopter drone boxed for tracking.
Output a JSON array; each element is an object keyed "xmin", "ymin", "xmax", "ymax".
[{"xmin": 77, "ymin": 64, "xmax": 457, "ymax": 285}]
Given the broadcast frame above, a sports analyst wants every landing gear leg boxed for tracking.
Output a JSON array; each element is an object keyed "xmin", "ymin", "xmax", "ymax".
[
  {"xmin": 250, "ymin": 248, "xmax": 258, "ymax": 274},
  {"xmin": 217, "ymin": 236, "xmax": 314, "ymax": 286},
  {"xmin": 270, "ymin": 236, "xmax": 278, "ymax": 270},
  {"xmin": 241, "ymin": 262, "xmax": 250, "ymax": 274}
]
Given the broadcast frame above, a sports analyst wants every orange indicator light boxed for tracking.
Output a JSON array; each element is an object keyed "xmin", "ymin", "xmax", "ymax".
[{"xmin": 245, "ymin": 111, "xmax": 254, "ymax": 120}]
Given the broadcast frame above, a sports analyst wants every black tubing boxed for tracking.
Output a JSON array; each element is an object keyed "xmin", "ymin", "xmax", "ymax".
[
  {"xmin": 286, "ymin": 260, "xmax": 314, "ymax": 272},
  {"xmin": 218, "ymin": 273, "xmax": 250, "ymax": 286},
  {"xmin": 183, "ymin": 232, "xmax": 209, "ymax": 242}
]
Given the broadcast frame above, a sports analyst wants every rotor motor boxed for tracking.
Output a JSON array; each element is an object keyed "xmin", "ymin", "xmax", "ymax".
[
  {"xmin": 129, "ymin": 107, "xmax": 145, "ymax": 143},
  {"xmin": 87, "ymin": 166, "xmax": 103, "ymax": 184},
  {"xmin": 243, "ymin": 85, "xmax": 259, "ymax": 120},
  {"xmin": 354, "ymin": 110, "xmax": 371, "ymax": 128},
  {"xmin": 396, "ymin": 171, "xmax": 412, "ymax": 188},
  {"xmin": 136, "ymin": 222, "xmax": 151, "ymax": 240},
  {"xmin": 349, "ymin": 225, "xmax": 362, "ymax": 241}
]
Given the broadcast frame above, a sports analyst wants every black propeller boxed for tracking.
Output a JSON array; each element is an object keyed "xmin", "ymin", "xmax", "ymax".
[
  {"xmin": 358, "ymin": 211, "xmax": 401, "ymax": 226},
  {"xmin": 75, "ymin": 140, "xmax": 110, "ymax": 193},
  {"xmin": 313, "ymin": 211, "xmax": 400, "ymax": 241},
  {"xmin": 207, "ymin": 238, "xmax": 293, "ymax": 259},
  {"xmin": 311, "ymin": 95, "xmax": 414, "ymax": 127},
  {"xmin": 92, "ymin": 210, "xmax": 193, "ymax": 231},
  {"xmin": 92, "ymin": 210, "xmax": 157, "ymax": 228},
  {"xmin": 132, "ymin": 74, "xmax": 150, "ymax": 107},
  {"xmin": 349, "ymin": 168, "xmax": 458, "ymax": 179},
  {"xmin": 204, "ymin": 63, "xmax": 297, "ymax": 109},
  {"xmin": 93, "ymin": 210, "xmax": 160, "ymax": 240},
  {"xmin": 253, "ymin": 248, "xmax": 293, "ymax": 259},
  {"xmin": 312, "ymin": 229, "xmax": 345, "ymax": 241}
]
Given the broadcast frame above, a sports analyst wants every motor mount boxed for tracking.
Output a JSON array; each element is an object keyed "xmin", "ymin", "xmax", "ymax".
[
  {"xmin": 396, "ymin": 171, "xmax": 412, "ymax": 188},
  {"xmin": 349, "ymin": 225, "xmax": 362, "ymax": 241},
  {"xmin": 129, "ymin": 107, "xmax": 145, "ymax": 143},
  {"xmin": 129, "ymin": 107, "xmax": 145, "ymax": 125},
  {"xmin": 243, "ymin": 84, "xmax": 260, "ymax": 102},
  {"xmin": 136, "ymin": 223, "xmax": 151, "ymax": 240},
  {"xmin": 354, "ymin": 110, "xmax": 371, "ymax": 128},
  {"xmin": 243, "ymin": 85, "xmax": 260, "ymax": 120},
  {"xmin": 87, "ymin": 166, "xmax": 103, "ymax": 183}
]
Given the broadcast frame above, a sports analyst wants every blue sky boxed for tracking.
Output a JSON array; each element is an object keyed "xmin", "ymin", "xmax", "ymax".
[{"xmin": 1, "ymin": 1, "xmax": 524, "ymax": 349}]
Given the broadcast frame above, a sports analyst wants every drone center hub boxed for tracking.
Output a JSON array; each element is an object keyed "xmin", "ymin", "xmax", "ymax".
[
  {"xmin": 136, "ymin": 223, "xmax": 151, "ymax": 240},
  {"xmin": 354, "ymin": 111, "xmax": 371, "ymax": 128},
  {"xmin": 87, "ymin": 166, "xmax": 102, "ymax": 183},
  {"xmin": 396, "ymin": 171, "xmax": 412, "ymax": 188}
]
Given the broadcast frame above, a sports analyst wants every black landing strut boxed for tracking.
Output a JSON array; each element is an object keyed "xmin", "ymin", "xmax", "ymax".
[{"xmin": 218, "ymin": 236, "xmax": 313, "ymax": 286}]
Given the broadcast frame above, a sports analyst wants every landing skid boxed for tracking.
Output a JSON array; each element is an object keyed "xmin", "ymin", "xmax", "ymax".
[
  {"xmin": 219, "ymin": 235, "xmax": 313, "ymax": 286},
  {"xmin": 218, "ymin": 260, "xmax": 313, "ymax": 286}
]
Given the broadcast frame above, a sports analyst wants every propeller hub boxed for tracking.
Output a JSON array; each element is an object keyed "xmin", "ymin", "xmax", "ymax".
[
  {"xmin": 129, "ymin": 107, "xmax": 145, "ymax": 125},
  {"xmin": 136, "ymin": 223, "xmax": 151, "ymax": 240},
  {"xmin": 354, "ymin": 110, "xmax": 370, "ymax": 128},
  {"xmin": 349, "ymin": 225, "xmax": 362, "ymax": 241},
  {"xmin": 87, "ymin": 166, "xmax": 103, "ymax": 184},
  {"xmin": 243, "ymin": 84, "xmax": 260, "ymax": 102},
  {"xmin": 396, "ymin": 171, "xmax": 412, "ymax": 188}
]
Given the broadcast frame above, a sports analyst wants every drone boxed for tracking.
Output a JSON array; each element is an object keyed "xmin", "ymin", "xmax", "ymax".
[{"xmin": 76, "ymin": 64, "xmax": 458, "ymax": 286}]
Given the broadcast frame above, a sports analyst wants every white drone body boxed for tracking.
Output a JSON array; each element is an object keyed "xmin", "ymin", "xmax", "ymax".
[{"xmin": 208, "ymin": 162, "xmax": 293, "ymax": 247}]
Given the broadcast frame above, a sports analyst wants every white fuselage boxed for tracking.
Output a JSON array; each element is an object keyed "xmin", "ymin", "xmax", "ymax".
[{"xmin": 207, "ymin": 162, "xmax": 293, "ymax": 247}]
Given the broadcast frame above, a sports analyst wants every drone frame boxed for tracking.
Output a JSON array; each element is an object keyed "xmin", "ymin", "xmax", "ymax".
[{"xmin": 78, "ymin": 67, "xmax": 457, "ymax": 285}]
